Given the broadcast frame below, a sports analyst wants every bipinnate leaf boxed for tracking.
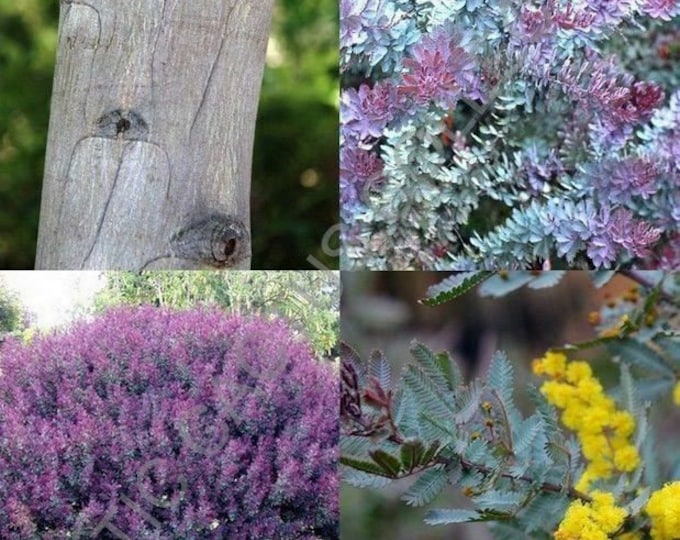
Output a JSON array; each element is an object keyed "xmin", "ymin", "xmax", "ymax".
[
  {"xmin": 400, "ymin": 438, "xmax": 426, "ymax": 471},
  {"xmin": 472, "ymin": 490, "xmax": 524, "ymax": 512},
  {"xmin": 421, "ymin": 272, "xmax": 493, "ymax": 306},
  {"xmin": 402, "ymin": 467, "xmax": 448, "ymax": 507},
  {"xmin": 424, "ymin": 508, "xmax": 482, "ymax": 525},
  {"xmin": 342, "ymin": 468, "xmax": 393, "ymax": 489},
  {"xmin": 410, "ymin": 340, "xmax": 455, "ymax": 391},
  {"xmin": 340, "ymin": 341, "xmax": 366, "ymax": 385},
  {"xmin": 487, "ymin": 351, "xmax": 514, "ymax": 406},
  {"xmin": 520, "ymin": 492, "xmax": 569, "ymax": 533},
  {"xmin": 608, "ymin": 339, "xmax": 675, "ymax": 377},
  {"xmin": 419, "ymin": 413, "xmax": 456, "ymax": 446},
  {"xmin": 436, "ymin": 351, "xmax": 462, "ymax": 389},
  {"xmin": 626, "ymin": 487, "xmax": 650, "ymax": 517},
  {"xmin": 453, "ymin": 382, "xmax": 482, "ymax": 425},
  {"xmin": 619, "ymin": 362, "xmax": 640, "ymax": 418},
  {"xmin": 340, "ymin": 435, "xmax": 373, "ymax": 458},
  {"xmin": 512, "ymin": 414, "xmax": 544, "ymax": 457},
  {"xmin": 403, "ymin": 365, "xmax": 456, "ymax": 423},
  {"xmin": 340, "ymin": 455, "xmax": 393, "ymax": 478},
  {"xmin": 369, "ymin": 449, "xmax": 403, "ymax": 477},
  {"xmin": 654, "ymin": 336, "xmax": 680, "ymax": 368},
  {"xmin": 421, "ymin": 440, "xmax": 442, "ymax": 464},
  {"xmin": 463, "ymin": 438, "xmax": 495, "ymax": 467},
  {"xmin": 527, "ymin": 384, "xmax": 560, "ymax": 435},
  {"xmin": 631, "ymin": 378, "xmax": 674, "ymax": 401},
  {"xmin": 370, "ymin": 349, "xmax": 392, "ymax": 391}
]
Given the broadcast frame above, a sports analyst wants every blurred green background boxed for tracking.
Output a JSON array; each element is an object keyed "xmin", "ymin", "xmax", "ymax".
[{"xmin": 0, "ymin": 1, "xmax": 338, "ymax": 269}]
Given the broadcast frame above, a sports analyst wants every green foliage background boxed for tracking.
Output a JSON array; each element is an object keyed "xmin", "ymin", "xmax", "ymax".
[
  {"xmin": 0, "ymin": 1, "xmax": 337, "ymax": 269},
  {"xmin": 93, "ymin": 270, "xmax": 339, "ymax": 358},
  {"xmin": 0, "ymin": 277, "xmax": 25, "ymax": 334}
]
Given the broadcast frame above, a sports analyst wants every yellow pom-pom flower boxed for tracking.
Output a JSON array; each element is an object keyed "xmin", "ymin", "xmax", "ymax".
[
  {"xmin": 533, "ymin": 351, "xmax": 568, "ymax": 377},
  {"xmin": 533, "ymin": 351, "xmax": 640, "ymax": 492},
  {"xmin": 555, "ymin": 491, "xmax": 627, "ymax": 540},
  {"xmin": 645, "ymin": 482, "xmax": 680, "ymax": 540}
]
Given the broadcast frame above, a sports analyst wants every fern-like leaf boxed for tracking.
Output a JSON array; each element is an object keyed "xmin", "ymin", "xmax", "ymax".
[
  {"xmin": 400, "ymin": 439, "xmax": 426, "ymax": 471},
  {"xmin": 472, "ymin": 490, "xmax": 524, "ymax": 512},
  {"xmin": 619, "ymin": 362, "xmax": 640, "ymax": 419},
  {"xmin": 453, "ymin": 381, "xmax": 482, "ymax": 425},
  {"xmin": 340, "ymin": 456, "xmax": 393, "ymax": 477},
  {"xmin": 403, "ymin": 365, "xmax": 456, "ymax": 423},
  {"xmin": 402, "ymin": 467, "xmax": 449, "ymax": 507},
  {"xmin": 487, "ymin": 351, "xmax": 520, "ymax": 426},
  {"xmin": 424, "ymin": 508, "xmax": 482, "ymax": 525},
  {"xmin": 340, "ymin": 341, "xmax": 366, "ymax": 385},
  {"xmin": 410, "ymin": 340, "xmax": 453, "ymax": 391},
  {"xmin": 608, "ymin": 339, "xmax": 675, "ymax": 378},
  {"xmin": 437, "ymin": 350, "xmax": 462, "ymax": 389},
  {"xmin": 421, "ymin": 272, "xmax": 494, "ymax": 306},
  {"xmin": 369, "ymin": 449, "xmax": 402, "ymax": 477},
  {"xmin": 369, "ymin": 349, "xmax": 392, "ymax": 391},
  {"xmin": 512, "ymin": 414, "xmax": 544, "ymax": 458},
  {"xmin": 342, "ymin": 468, "xmax": 393, "ymax": 489}
]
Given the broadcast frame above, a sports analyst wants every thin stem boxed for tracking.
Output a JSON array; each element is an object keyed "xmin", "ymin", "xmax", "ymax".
[{"xmin": 435, "ymin": 455, "xmax": 592, "ymax": 503}]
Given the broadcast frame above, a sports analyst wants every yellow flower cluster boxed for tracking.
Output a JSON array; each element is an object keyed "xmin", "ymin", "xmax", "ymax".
[
  {"xmin": 673, "ymin": 381, "xmax": 680, "ymax": 406},
  {"xmin": 532, "ymin": 351, "xmax": 640, "ymax": 492},
  {"xmin": 645, "ymin": 482, "xmax": 680, "ymax": 540},
  {"xmin": 554, "ymin": 491, "xmax": 627, "ymax": 540}
]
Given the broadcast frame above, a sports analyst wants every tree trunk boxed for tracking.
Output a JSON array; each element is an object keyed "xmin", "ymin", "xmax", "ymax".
[{"xmin": 36, "ymin": 0, "xmax": 274, "ymax": 270}]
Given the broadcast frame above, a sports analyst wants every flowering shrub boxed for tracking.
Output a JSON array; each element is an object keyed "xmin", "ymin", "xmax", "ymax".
[
  {"xmin": 341, "ymin": 271, "xmax": 680, "ymax": 538},
  {"xmin": 0, "ymin": 306, "xmax": 338, "ymax": 539},
  {"xmin": 340, "ymin": 1, "xmax": 680, "ymax": 269}
]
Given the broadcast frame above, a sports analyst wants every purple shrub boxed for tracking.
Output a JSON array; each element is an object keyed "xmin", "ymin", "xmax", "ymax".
[{"xmin": 0, "ymin": 306, "xmax": 338, "ymax": 539}]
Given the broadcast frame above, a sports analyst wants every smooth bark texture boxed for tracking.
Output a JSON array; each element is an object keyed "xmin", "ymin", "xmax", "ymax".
[{"xmin": 36, "ymin": 0, "xmax": 274, "ymax": 269}]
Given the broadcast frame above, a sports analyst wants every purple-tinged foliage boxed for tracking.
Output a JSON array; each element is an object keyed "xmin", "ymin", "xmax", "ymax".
[
  {"xmin": 581, "ymin": 157, "xmax": 659, "ymax": 205},
  {"xmin": 398, "ymin": 28, "xmax": 482, "ymax": 110},
  {"xmin": 340, "ymin": 144, "xmax": 384, "ymax": 222},
  {"xmin": 0, "ymin": 306, "xmax": 338, "ymax": 539},
  {"xmin": 341, "ymin": 81, "xmax": 399, "ymax": 141},
  {"xmin": 642, "ymin": 0, "xmax": 680, "ymax": 20},
  {"xmin": 341, "ymin": 1, "xmax": 680, "ymax": 269}
]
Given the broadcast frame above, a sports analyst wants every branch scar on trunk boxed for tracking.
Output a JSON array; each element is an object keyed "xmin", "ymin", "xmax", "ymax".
[{"xmin": 140, "ymin": 213, "xmax": 249, "ymax": 270}]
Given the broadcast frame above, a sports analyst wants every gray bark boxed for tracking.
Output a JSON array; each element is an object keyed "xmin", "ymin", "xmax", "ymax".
[{"xmin": 36, "ymin": 0, "xmax": 274, "ymax": 269}]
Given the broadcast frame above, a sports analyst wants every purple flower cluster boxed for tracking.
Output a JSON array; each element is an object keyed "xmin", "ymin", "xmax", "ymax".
[{"xmin": 0, "ymin": 306, "xmax": 338, "ymax": 539}]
